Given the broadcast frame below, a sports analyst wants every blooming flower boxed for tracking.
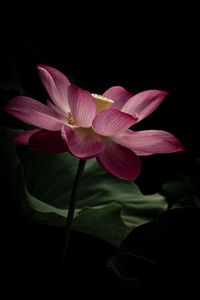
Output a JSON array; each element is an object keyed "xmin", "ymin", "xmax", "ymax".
[{"xmin": 4, "ymin": 65, "xmax": 184, "ymax": 180}]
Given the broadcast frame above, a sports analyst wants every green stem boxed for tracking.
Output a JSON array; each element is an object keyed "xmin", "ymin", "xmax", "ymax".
[{"xmin": 62, "ymin": 159, "xmax": 86, "ymax": 271}]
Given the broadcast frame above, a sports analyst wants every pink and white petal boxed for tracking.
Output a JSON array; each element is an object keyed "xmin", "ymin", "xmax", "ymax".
[
  {"xmin": 4, "ymin": 96, "xmax": 67, "ymax": 130},
  {"xmin": 6, "ymin": 107, "xmax": 65, "ymax": 131},
  {"xmin": 4, "ymin": 96, "xmax": 60, "ymax": 118},
  {"xmin": 47, "ymin": 100, "xmax": 69, "ymax": 121},
  {"xmin": 13, "ymin": 129, "xmax": 40, "ymax": 145},
  {"xmin": 97, "ymin": 143, "xmax": 141, "ymax": 180},
  {"xmin": 29, "ymin": 130, "xmax": 68, "ymax": 153},
  {"xmin": 37, "ymin": 65, "xmax": 70, "ymax": 113},
  {"xmin": 103, "ymin": 86, "xmax": 134, "ymax": 109},
  {"xmin": 113, "ymin": 130, "xmax": 184, "ymax": 155},
  {"xmin": 61, "ymin": 126, "xmax": 105, "ymax": 159},
  {"xmin": 92, "ymin": 108, "xmax": 138, "ymax": 137},
  {"xmin": 68, "ymin": 85, "xmax": 96, "ymax": 127},
  {"xmin": 122, "ymin": 90, "xmax": 168, "ymax": 122}
]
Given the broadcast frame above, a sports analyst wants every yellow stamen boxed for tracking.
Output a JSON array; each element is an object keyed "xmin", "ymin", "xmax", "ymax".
[
  {"xmin": 91, "ymin": 93, "xmax": 113, "ymax": 113},
  {"xmin": 66, "ymin": 94, "xmax": 113, "ymax": 127},
  {"xmin": 67, "ymin": 112, "xmax": 77, "ymax": 126}
]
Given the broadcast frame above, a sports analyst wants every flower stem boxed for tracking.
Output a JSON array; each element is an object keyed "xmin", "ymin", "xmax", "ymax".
[{"xmin": 62, "ymin": 159, "xmax": 86, "ymax": 272}]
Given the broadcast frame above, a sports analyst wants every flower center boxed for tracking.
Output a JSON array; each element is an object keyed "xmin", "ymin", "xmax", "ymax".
[
  {"xmin": 67, "ymin": 94, "xmax": 113, "ymax": 127},
  {"xmin": 67, "ymin": 112, "xmax": 77, "ymax": 126},
  {"xmin": 91, "ymin": 93, "xmax": 113, "ymax": 113}
]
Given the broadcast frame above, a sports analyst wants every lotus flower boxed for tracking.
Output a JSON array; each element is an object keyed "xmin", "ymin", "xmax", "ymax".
[{"xmin": 4, "ymin": 65, "xmax": 184, "ymax": 180}]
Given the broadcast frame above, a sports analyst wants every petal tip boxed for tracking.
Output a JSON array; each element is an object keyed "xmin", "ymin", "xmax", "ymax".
[
  {"xmin": 160, "ymin": 90, "xmax": 169, "ymax": 97},
  {"xmin": 148, "ymin": 89, "xmax": 169, "ymax": 98},
  {"xmin": 176, "ymin": 143, "xmax": 185, "ymax": 152},
  {"xmin": 37, "ymin": 64, "xmax": 48, "ymax": 71}
]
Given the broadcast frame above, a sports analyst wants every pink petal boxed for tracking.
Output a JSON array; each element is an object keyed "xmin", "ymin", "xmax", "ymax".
[
  {"xmin": 103, "ymin": 86, "xmax": 134, "ymax": 109},
  {"xmin": 47, "ymin": 100, "xmax": 69, "ymax": 121},
  {"xmin": 13, "ymin": 129, "xmax": 40, "ymax": 145},
  {"xmin": 122, "ymin": 90, "xmax": 168, "ymax": 122},
  {"xmin": 67, "ymin": 85, "xmax": 96, "ymax": 127},
  {"xmin": 97, "ymin": 143, "xmax": 141, "ymax": 180},
  {"xmin": 37, "ymin": 64, "xmax": 70, "ymax": 113},
  {"xmin": 5, "ymin": 96, "xmax": 59, "ymax": 116},
  {"xmin": 4, "ymin": 97, "xmax": 66, "ymax": 130},
  {"xmin": 61, "ymin": 126, "xmax": 105, "ymax": 159},
  {"xmin": 29, "ymin": 130, "xmax": 67, "ymax": 153},
  {"xmin": 113, "ymin": 130, "xmax": 185, "ymax": 155},
  {"xmin": 92, "ymin": 109, "xmax": 138, "ymax": 136}
]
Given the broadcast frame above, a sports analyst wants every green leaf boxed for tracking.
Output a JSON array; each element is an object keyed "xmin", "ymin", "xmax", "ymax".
[
  {"xmin": 72, "ymin": 203, "xmax": 130, "ymax": 247},
  {"xmin": 1, "ymin": 127, "xmax": 167, "ymax": 246},
  {"xmin": 161, "ymin": 173, "xmax": 199, "ymax": 208}
]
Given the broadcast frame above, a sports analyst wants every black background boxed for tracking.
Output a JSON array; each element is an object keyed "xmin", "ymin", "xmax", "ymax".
[{"xmin": 1, "ymin": 2, "xmax": 200, "ymax": 298}]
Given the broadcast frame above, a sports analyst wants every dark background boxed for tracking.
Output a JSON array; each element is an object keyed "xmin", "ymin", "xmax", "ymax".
[{"xmin": 1, "ymin": 2, "xmax": 199, "ymax": 298}]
